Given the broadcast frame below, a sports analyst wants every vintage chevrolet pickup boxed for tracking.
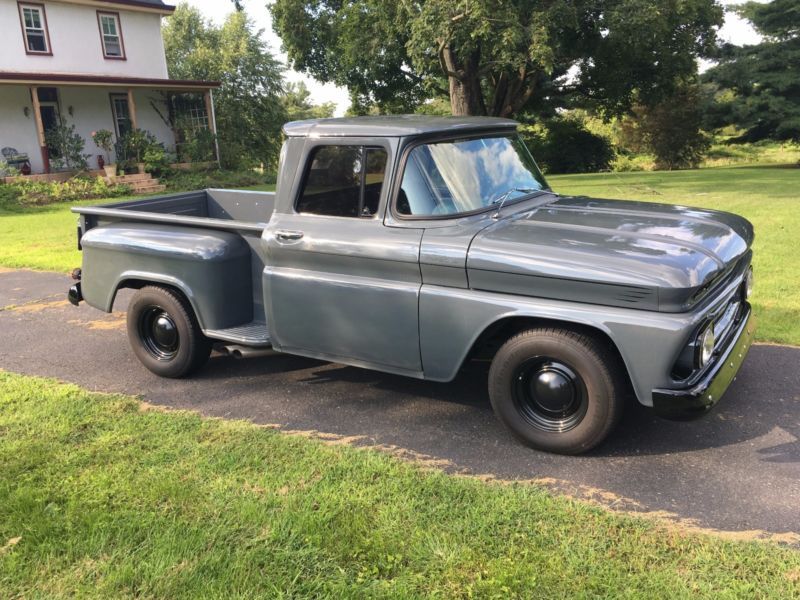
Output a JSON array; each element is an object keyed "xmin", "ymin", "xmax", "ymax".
[{"xmin": 68, "ymin": 116, "xmax": 755, "ymax": 454}]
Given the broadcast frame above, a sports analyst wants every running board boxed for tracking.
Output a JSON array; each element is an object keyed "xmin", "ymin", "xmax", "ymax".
[{"xmin": 205, "ymin": 322, "xmax": 271, "ymax": 347}]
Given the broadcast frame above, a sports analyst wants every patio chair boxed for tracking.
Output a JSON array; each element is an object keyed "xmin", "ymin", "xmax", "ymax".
[{"xmin": 1, "ymin": 147, "xmax": 32, "ymax": 175}]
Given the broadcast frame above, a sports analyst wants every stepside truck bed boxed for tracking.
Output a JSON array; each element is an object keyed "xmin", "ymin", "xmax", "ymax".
[{"xmin": 72, "ymin": 189, "xmax": 275, "ymax": 346}]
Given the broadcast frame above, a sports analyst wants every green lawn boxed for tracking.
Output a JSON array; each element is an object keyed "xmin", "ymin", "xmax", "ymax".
[
  {"xmin": 0, "ymin": 166, "xmax": 798, "ymax": 344},
  {"xmin": 1, "ymin": 371, "xmax": 798, "ymax": 598}
]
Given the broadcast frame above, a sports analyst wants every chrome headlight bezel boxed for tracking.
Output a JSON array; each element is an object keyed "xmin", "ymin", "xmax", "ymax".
[
  {"xmin": 744, "ymin": 266, "xmax": 754, "ymax": 299},
  {"xmin": 697, "ymin": 324, "xmax": 716, "ymax": 368}
]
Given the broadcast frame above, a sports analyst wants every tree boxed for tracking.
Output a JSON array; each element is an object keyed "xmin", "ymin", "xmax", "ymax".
[
  {"xmin": 163, "ymin": 4, "xmax": 286, "ymax": 169},
  {"xmin": 620, "ymin": 83, "xmax": 711, "ymax": 170},
  {"xmin": 281, "ymin": 82, "xmax": 336, "ymax": 122},
  {"xmin": 271, "ymin": 0, "xmax": 723, "ymax": 117},
  {"xmin": 521, "ymin": 117, "xmax": 616, "ymax": 174},
  {"xmin": 703, "ymin": 0, "xmax": 800, "ymax": 142}
]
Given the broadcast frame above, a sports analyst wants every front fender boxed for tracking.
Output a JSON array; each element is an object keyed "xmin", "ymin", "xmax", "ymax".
[{"xmin": 419, "ymin": 285, "xmax": 700, "ymax": 406}]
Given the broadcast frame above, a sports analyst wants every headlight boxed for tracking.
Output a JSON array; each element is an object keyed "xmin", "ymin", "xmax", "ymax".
[
  {"xmin": 698, "ymin": 325, "xmax": 716, "ymax": 368},
  {"xmin": 744, "ymin": 267, "xmax": 754, "ymax": 299}
]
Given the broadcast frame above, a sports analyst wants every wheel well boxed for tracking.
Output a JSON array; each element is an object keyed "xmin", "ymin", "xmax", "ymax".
[
  {"xmin": 113, "ymin": 279, "xmax": 192, "ymax": 313},
  {"xmin": 465, "ymin": 316, "xmax": 634, "ymax": 393}
]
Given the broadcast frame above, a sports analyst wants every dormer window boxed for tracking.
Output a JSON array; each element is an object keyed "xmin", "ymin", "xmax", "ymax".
[
  {"xmin": 18, "ymin": 2, "xmax": 52, "ymax": 55},
  {"xmin": 97, "ymin": 11, "xmax": 126, "ymax": 60}
]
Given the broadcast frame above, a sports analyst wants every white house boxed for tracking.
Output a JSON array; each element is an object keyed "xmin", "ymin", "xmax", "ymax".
[{"xmin": 0, "ymin": 0, "xmax": 218, "ymax": 174}]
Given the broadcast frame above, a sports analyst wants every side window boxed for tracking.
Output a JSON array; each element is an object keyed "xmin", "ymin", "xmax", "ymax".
[{"xmin": 296, "ymin": 145, "xmax": 387, "ymax": 218}]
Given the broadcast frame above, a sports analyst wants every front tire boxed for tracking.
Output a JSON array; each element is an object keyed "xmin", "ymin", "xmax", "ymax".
[
  {"xmin": 488, "ymin": 328, "xmax": 623, "ymax": 454},
  {"xmin": 126, "ymin": 285, "xmax": 211, "ymax": 378}
]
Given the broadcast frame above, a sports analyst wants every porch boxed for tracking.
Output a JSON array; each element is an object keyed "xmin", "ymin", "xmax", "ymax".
[{"xmin": 0, "ymin": 71, "xmax": 220, "ymax": 175}]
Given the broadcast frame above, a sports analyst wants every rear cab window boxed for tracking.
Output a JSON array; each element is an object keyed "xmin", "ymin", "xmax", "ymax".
[{"xmin": 296, "ymin": 145, "xmax": 388, "ymax": 218}]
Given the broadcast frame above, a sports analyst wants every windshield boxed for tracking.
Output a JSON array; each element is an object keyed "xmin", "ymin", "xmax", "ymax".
[{"xmin": 396, "ymin": 135, "xmax": 549, "ymax": 217}]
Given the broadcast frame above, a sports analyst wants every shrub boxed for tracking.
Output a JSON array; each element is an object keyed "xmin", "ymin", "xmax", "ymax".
[
  {"xmin": 143, "ymin": 145, "xmax": 171, "ymax": 177},
  {"xmin": 0, "ymin": 183, "xmax": 22, "ymax": 209},
  {"xmin": 619, "ymin": 84, "xmax": 711, "ymax": 170},
  {"xmin": 45, "ymin": 124, "xmax": 91, "ymax": 171},
  {"xmin": 162, "ymin": 168, "xmax": 274, "ymax": 192},
  {"xmin": 0, "ymin": 159, "xmax": 19, "ymax": 178},
  {"xmin": 4, "ymin": 176, "xmax": 131, "ymax": 206},
  {"xmin": 611, "ymin": 153, "xmax": 655, "ymax": 172},
  {"xmin": 521, "ymin": 118, "xmax": 616, "ymax": 174},
  {"xmin": 180, "ymin": 128, "xmax": 217, "ymax": 164}
]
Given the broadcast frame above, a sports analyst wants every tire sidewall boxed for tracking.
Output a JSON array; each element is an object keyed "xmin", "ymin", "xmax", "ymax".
[
  {"xmin": 488, "ymin": 332, "xmax": 617, "ymax": 454},
  {"xmin": 127, "ymin": 288, "xmax": 199, "ymax": 378}
]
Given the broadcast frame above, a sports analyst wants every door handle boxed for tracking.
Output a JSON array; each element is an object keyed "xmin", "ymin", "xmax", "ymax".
[{"xmin": 275, "ymin": 230, "xmax": 304, "ymax": 241}]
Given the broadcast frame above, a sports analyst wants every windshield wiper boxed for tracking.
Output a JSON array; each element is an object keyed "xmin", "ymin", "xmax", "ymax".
[{"xmin": 491, "ymin": 187, "xmax": 539, "ymax": 219}]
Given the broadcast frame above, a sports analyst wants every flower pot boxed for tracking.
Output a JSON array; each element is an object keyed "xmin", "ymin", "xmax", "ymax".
[
  {"xmin": 137, "ymin": 162, "xmax": 146, "ymax": 174},
  {"xmin": 97, "ymin": 155, "xmax": 105, "ymax": 169},
  {"xmin": 104, "ymin": 165, "xmax": 117, "ymax": 180}
]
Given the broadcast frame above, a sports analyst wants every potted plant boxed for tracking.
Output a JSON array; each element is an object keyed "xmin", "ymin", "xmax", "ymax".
[
  {"xmin": 92, "ymin": 129, "xmax": 116, "ymax": 180},
  {"xmin": 124, "ymin": 129, "xmax": 151, "ymax": 174}
]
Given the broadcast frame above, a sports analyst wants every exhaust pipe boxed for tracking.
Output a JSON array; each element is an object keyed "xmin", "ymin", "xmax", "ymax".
[{"xmin": 218, "ymin": 344, "xmax": 277, "ymax": 359}]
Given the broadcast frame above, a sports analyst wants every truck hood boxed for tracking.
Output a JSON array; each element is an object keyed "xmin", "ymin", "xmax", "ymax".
[{"xmin": 467, "ymin": 195, "xmax": 754, "ymax": 312}]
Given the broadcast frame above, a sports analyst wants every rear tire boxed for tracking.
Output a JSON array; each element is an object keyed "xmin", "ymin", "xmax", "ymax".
[
  {"xmin": 126, "ymin": 285, "xmax": 211, "ymax": 378},
  {"xmin": 488, "ymin": 328, "xmax": 623, "ymax": 455}
]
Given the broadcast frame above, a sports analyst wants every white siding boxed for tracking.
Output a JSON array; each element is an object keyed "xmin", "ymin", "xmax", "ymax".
[{"xmin": 0, "ymin": 0, "xmax": 168, "ymax": 79}]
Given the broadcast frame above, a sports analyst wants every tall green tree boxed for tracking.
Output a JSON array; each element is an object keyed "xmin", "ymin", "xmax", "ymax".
[
  {"xmin": 163, "ymin": 4, "xmax": 286, "ymax": 168},
  {"xmin": 271, "ymin": 0, "xmax": 723, "ymax": 117},
  {"xmin": 281, "ymin": 82, "xmax": 336, "ymax": 122},
  {"xmin": 704, "ymin": 0, "xmax": 800, "ymax": 141}
]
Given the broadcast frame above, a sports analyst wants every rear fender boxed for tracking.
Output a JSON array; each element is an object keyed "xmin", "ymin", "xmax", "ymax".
[{"xmin": 80, "ymin": 223, "xmax": 252, "ymax": 330}]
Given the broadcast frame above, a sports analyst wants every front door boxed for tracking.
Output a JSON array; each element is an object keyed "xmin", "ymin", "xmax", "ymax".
[
  {"xmin": 264, "ymin": 141, "xmax": 424, "ymax": 374},
  {"xmin": 110, "ymin": 94, "xmax": 132, "ymax": 140},
  {"xmin": 36, "ymin": 88, "xmax": 61, "ymax": 162}
]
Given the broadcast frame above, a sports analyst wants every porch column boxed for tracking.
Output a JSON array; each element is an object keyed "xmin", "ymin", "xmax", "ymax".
[
  {"xmin": 29, "ymin": 86, "xmax": 49, "ymax": 173},
  {"xmin": 204, "ymin": 89, "xmax": 220, "ymax": 165},
  {"xmin": 126, "ymin": 88, "xmax": 138, "ymax": 130}
]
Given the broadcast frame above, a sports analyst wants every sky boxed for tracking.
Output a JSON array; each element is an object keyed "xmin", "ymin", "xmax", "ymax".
[{"xmin": 185, "ymin": 0, "xmax": 766, "ymax": 117}]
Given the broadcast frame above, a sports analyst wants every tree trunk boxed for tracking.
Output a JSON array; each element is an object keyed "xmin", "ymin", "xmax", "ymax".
[
  {"xmin": 449, "ymin": 76, "xmax": 484, "ymax": 116},
  {"xmin": 442, "ymin": 45, "xmax": 485, "ymax": 116}
]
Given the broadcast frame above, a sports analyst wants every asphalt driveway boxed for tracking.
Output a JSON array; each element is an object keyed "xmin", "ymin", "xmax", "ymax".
[{"xmin": 1, "ymin": 268, "xmax": 798, "ymax": 538}]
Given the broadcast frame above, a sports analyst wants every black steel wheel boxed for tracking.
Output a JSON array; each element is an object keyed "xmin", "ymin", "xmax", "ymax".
[
  {"xmin": 138, "ymin": 307, "xmax": 180, "ymax": 360},
  {"xmin": 126, "ymin": 285, "xmax": 211, "ymax": 378},
  {"xmin": 488, "ymin": 328, "xmax": 624, "ymax": 454},
  {"xmin": 512, "ymin": 358, "xmax": 589, "ymax": 433}
]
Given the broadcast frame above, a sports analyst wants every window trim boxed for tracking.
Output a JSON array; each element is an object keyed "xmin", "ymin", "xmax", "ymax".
[
  {"xmin": 96, "ymin": 10, "xmax": 126, "ymax": 60},
  {"xmin": 17, "ymin": 2, "xmax": 52, "ymax": 56},
  {"xmin": 109, "ymin": 93, "xmax": 131, "ymax": 139},
  {"xmin": 294, "ymin": 143, "xmax": 389, "ymax": 220},
  {"xmin": 389, "ymin": 129, "xmax": 550, "ymax": 222}
]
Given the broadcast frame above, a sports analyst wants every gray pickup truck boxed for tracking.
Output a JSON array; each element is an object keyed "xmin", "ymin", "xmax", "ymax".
[{"xmin": 68, "ymin": 116, "xmax": 755, "ymax": 454}]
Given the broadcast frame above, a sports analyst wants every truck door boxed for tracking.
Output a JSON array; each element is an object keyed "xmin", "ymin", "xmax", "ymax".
[{"xmin": 264, "ymin": 141, "xmax": 424, "ymax": 374}]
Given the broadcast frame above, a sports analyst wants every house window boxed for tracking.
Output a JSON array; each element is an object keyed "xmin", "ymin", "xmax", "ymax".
[
  {"xmin": 170, "ymin": 93, "xmax": 209, "ymax": 131},
  {"xmin": 110, "ymin": 94, "xmax": 132, "ymax": 139},
  {"xmin": 97, "ymin": 12, "xmax": 125, "ymax": 59},
  {"xmin": 18, "ymin": 3, "xmax": 51, "ymax": 55}
]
